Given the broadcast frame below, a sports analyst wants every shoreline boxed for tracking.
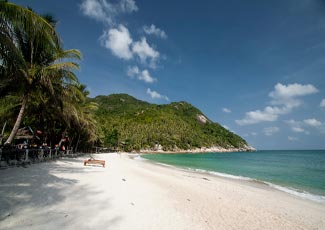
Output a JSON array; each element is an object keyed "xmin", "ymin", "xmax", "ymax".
[
  {"xmin": 138, "ymin": 145, "xmax": 256, "ymax": 154},
  {"xmin": 137, "ymin": 154, "xmax": 325, "ymax": 204},
  {"xmin": 1, "ymin": 152, "xmax": 324, "ymax": 229}
]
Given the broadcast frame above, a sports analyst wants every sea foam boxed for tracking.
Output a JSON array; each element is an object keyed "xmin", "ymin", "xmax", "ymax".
[
  {"xmin": 191, "ymin": 168, "xmax": 325, "ymax": 204},
  {"xmin": 139, "ymin": 153, "xmax": 325, "ymax": 204}
]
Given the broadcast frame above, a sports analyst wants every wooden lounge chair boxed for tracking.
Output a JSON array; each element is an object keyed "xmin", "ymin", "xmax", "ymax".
[{"xmin": 84, "ymin": 158, "xmax": 105, "ymax": 167}]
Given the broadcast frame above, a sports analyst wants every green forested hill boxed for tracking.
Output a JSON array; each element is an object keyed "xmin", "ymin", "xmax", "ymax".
[{"xmin": 92, "ymin": 94, "xmax": 251, "ymax": 152}]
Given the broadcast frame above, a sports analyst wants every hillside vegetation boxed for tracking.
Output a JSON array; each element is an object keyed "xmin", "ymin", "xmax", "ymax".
[{"xmin": 93, "ymin": 94, "xmax": 250, "ymax": 152}]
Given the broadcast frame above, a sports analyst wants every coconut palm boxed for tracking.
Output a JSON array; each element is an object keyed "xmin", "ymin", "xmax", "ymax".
[
  {"xmin": 0, "ymin": 2, "xmax": 81, "ymax": 144},
  {"xmin": 60, "ymin": 84, "xmax": 99, "ymax": 152}
]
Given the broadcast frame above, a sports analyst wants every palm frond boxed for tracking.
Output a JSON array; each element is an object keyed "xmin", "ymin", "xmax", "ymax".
[
  {"xmin": 55, "ymin": 49, "xmax": 82, "ymax": 60},
  {"xmin": 0, "ymin": 2, "xmax": 60, "ymax": 47},
  {"xmin": 47, "ymin": 61, "xmax": 80, "ymax": 71}
]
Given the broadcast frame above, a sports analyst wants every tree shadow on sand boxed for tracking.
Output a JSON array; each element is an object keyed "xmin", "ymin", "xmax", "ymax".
[{"xmin": 0, "ymin": 158, "xmax": 122, "ymax": 229}]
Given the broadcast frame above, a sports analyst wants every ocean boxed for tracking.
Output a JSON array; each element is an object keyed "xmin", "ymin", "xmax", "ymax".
[{"xmin": 141, "ymin": 150, "xmax": 325, "ymax": 203}]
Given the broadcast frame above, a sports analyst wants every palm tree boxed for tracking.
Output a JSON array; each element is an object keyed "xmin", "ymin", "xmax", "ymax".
[
  {"xmin": 60, "ymin": 84, "xmax": 99, "ymax": 152},
  {"xmin": 0, "ymin": 2, "xmax": 81, "ymax": 144}
]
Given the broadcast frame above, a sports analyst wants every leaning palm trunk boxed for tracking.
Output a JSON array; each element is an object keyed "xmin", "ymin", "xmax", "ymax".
[
  {"xmin": 0, "ymin": 121, "xmax": 7, "ymax": 144},
  {"xmin": 75, "ymin": 133, "xmax": 81, "ymax": 153},
  {"xmin": 1, "ymin": 2, "xmax": 82, "ymax": 147},
  {"xmin": 5, "ymin": 95, "xmax": 28, "ymax": 145}
]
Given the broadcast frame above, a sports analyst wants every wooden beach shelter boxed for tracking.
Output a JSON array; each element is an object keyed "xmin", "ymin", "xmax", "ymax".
[
  {"xmin": 15, "ymin": 127, "xmax": 34, "ymax": 140},
  {"xmin": 14, "ymin": 127, "xmax": 41, "ymax": 147}
]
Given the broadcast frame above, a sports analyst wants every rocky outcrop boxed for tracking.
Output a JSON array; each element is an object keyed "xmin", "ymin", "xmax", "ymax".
[{"xmin": 139, "ymin": 145, "xmax": 256, "ymax": 154}]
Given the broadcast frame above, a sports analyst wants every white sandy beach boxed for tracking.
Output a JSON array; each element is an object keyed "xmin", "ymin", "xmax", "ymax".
[{"xmin": 0, "ymin": 153, "xmax": 324, "ymax": 230}]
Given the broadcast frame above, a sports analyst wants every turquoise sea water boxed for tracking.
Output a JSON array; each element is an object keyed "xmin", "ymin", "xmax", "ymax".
[{"xmin": 141, "ymin": 150, "xmax": 325, "ymax": 202}]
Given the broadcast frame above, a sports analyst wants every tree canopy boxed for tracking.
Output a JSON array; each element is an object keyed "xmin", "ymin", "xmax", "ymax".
[
  {"xmin": 0, "ymin": 1, "xmax": 99, "ymax": 151},
  {"xmin": 92, "ymin": 94, "xmax": 249, "ymax": 152}
]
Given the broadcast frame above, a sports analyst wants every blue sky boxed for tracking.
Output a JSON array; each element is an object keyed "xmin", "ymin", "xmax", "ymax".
[{"xmin": 13, "ymin": 0, "xmax": 325, "ymax": 150}]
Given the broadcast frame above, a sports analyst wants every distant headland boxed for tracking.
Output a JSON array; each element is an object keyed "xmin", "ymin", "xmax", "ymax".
[{"xmin": 92, "ymin": 94, "xmax": 255, "ymax": 153}]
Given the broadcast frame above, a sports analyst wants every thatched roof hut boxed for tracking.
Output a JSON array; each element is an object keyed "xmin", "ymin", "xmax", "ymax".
[{"xmin": 15, "ymin": 127, "xmax": 38, "ymax": 140}]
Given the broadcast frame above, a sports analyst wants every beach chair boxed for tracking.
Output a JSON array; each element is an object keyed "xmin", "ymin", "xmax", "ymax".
[{"xmin": 83, "ymin": 157, "xmax": 105, "ymax": 167}]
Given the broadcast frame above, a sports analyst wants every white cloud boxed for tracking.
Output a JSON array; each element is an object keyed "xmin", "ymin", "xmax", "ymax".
[
  {"xmin": 139, "ymin": 70, "xmax": 156, "ymax": 83},
  {"xmin": 269, "ymin": 83, "xmax": 318, "ymax": 110},
  {"xmin": 285, "ymin": 119, "xmax": 305, "ymax": 133},
  {"xmin": 132, "ymin": 37, "xmax": 160, "ymax": 67},
  {"xmin": 292, "ymin": 127, "xmax": 305, "ymax": 133},
  {"xmin": 80, "ymin": 0, "xmax": 138, "ymax": 24},
  {"xmin": 81, "ymin": 1, "xmax": 162, "ymax": 70},
  {"xmin": 222, "ymin": 108, "xmax": 231, "ymax": 113},
  {"xmin": 285, "ymin": 118, "xmax": 325, "ymax": 134},
  {"xmin": 126, "ymin": 65, "xmax": 139, "ymax": 78},
  {"xmin": 236, "ymin": 83, "xmax": 318, "ymax": 125},
  {"xmin": 147, "ymin": 88, "xmax": 169, "ymax": 101},
  {"xmin": 223, "ymin": 125, "xmax": 230, "ymax": 130},
  {"xmin": 100, "ymin": 25, "xmax": 133, "ymax": 60},
  {"xmin": 304, "ymin": 118, "xmax": 322, "ymax": 127},
  {"xmin": 263, "ymin": 127, "xmax": 279, "ymax": 136},
  {"xmin": 242, "ymin": 132, "xmax": 258, "ymax": 137},
  {"xmin": 119, "ymin": 0, "xmax": 138, "ymax": 13},
  {"xmin": 101, "ymin": 26, "xmax": 161, "ymax": 68},
  {"xmin": 288, "ymin": 136, "xmax": 298, "ymax": 141},
  {"xmin": 285, "ymin": 119, "xmax": 300, "ymax": 126},
  {"xmin": 80, "ymin": 0, "xmax": 107, "ymax": 22},
  {"xmin": 243, "ymin": 132, "xmax": 258, "ymax": 137},
  {"xmin": 269, "ymin": 83, "xmax": 318, "ymax": 99},
  {"xmin": 126, "ymin": 66, "xmax": 156, "ymax": 83},
  {"xmin": 143, "ymin": 24, "xmax": 167, "ymax": 39},
  {"xmin": 235, "ymin": 107, "xmax": 279, "ymax": 125},
  {"xmin": 320, "ymin": 99, "xmax": 325, "ymax": 108}
]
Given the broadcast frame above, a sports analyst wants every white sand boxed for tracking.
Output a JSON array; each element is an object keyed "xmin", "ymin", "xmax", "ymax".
[{"xmin": 0, "ymin": 153, "xmax": 324, "ymax": 230}]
